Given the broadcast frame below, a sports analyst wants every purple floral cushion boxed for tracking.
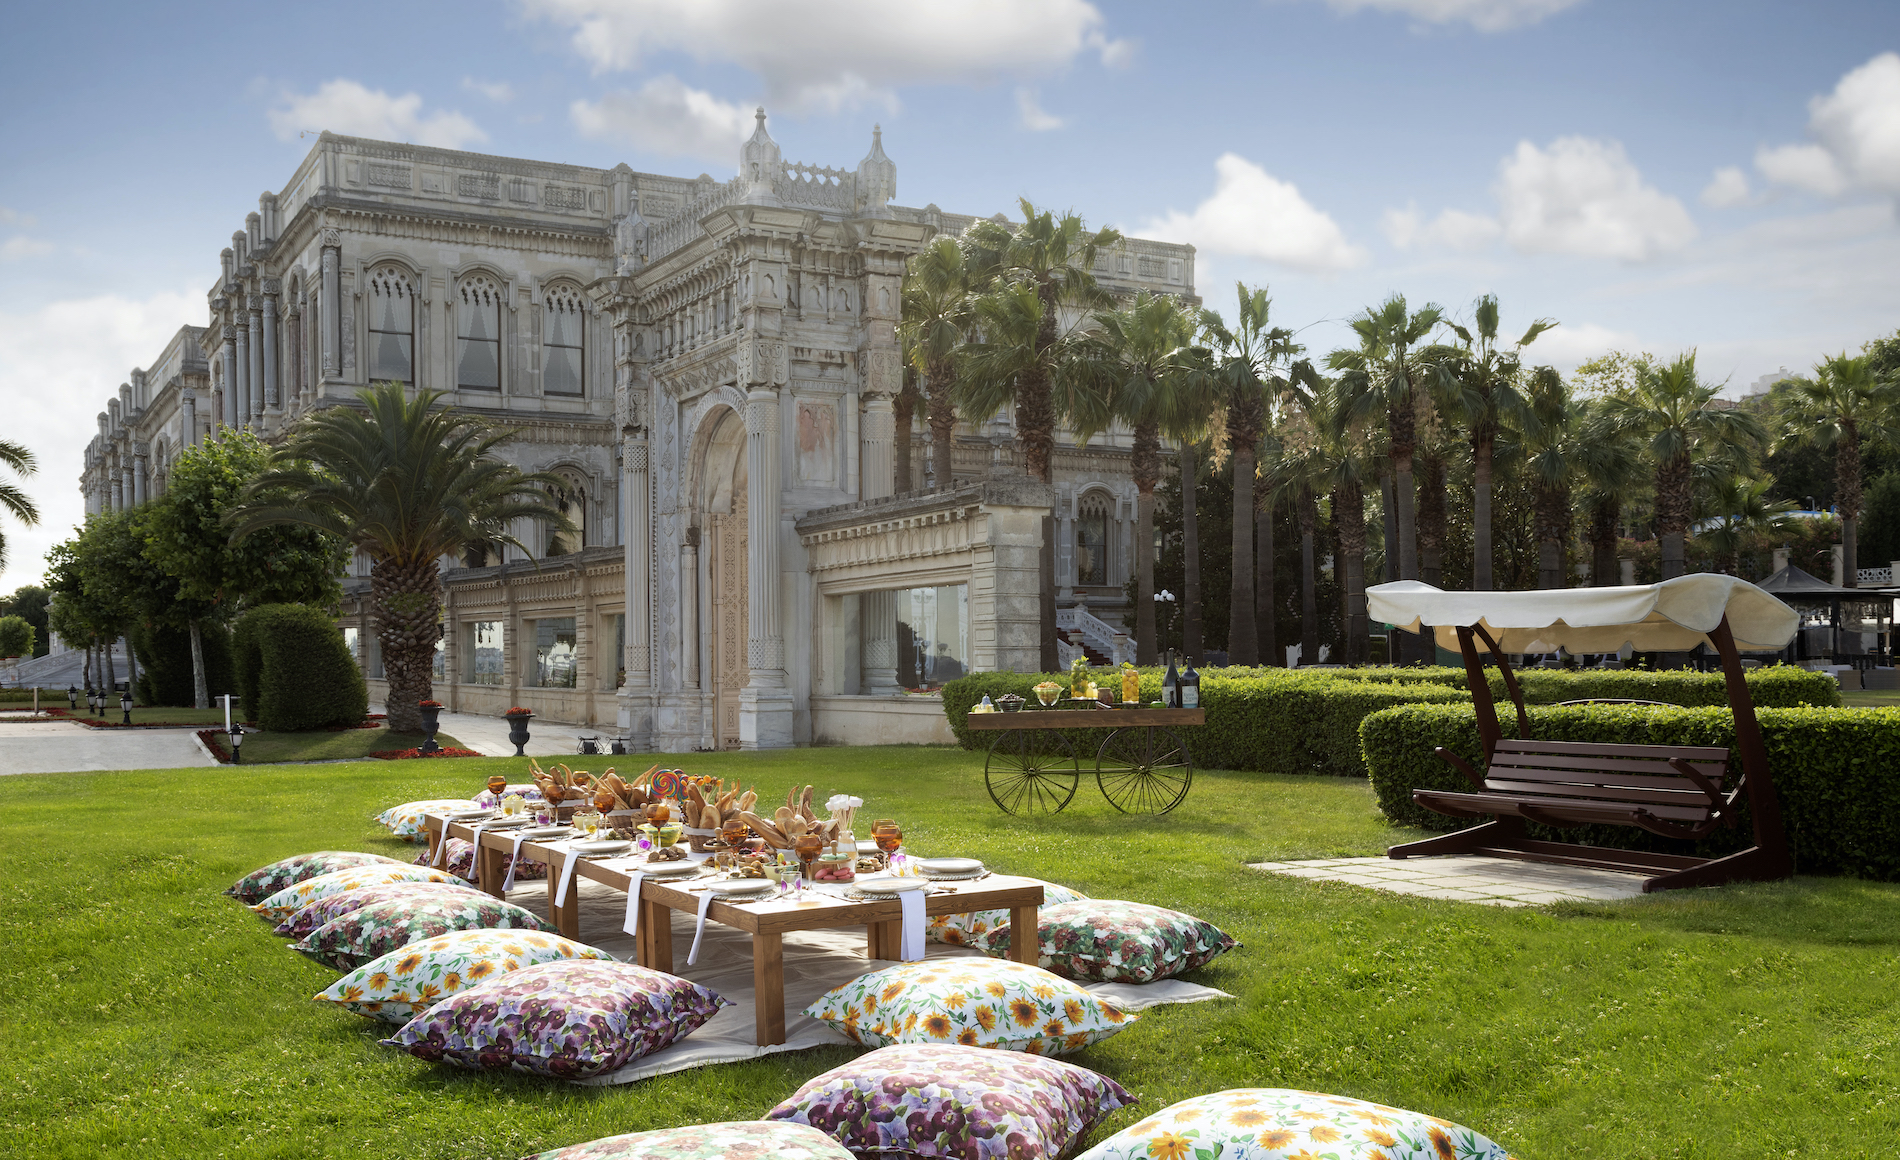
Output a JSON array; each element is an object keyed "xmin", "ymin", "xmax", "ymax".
[
  {"xmin": 985, "ymin": 900, "xmax": 1238, "ymax": 984},
  {"xmin": 227, "ymin": 851, "xmax": 404, "ymax": 904},
  {"xmin": 526, "ymin": 1121, "xmax": 854, "ymax": 1159},
  {"xmin": 383, "ymin": 960, "xmax": 729, "ymax": 1079},
  {"xmin": 274, "ymin": 881, "xmax": 491, "ymax": 939},
  {"xmin": 1073, "ymin": 1088, "xmax": 1517, "ymax": 1160},
  {"xmin": 764, "ymin": 1043, "xmax": 1134, "ymax": 1160},
  {"xmin": 412, "ymin": 837, "xmax": 547, "ymax": 883},
  {"xmin": 292, "ymin": 894, "xmax": 547, "ymax": 970}
]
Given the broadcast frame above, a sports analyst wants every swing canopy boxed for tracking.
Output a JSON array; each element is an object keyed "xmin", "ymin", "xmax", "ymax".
[{"xmin": 1366, "ymin": 575, "xmax": 1800, "ymax": 655}]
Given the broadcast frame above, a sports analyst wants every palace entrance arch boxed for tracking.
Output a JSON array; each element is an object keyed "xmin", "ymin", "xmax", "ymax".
[{"xmin": 695, "ymin": 406, "xmax": 748, "ymax": 751}]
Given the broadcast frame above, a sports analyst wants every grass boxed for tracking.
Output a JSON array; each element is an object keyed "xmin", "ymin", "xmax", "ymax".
[
  {"xmin": 224, "ymin": 728, "xmax": 467, "ymax": 764},
  {"xmin": 2, "ymin": 749, "xmax": 1897, "ymax": 1159},
  {"xmin": 41, "ymin": 706, "xmax": 240, "ymax": 727},
  {"xmin": 1840, "ymin": 689, "xmax": 1900, "ymax": 708}
]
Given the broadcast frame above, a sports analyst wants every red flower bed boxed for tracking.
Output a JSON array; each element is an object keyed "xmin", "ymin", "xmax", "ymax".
[
  {"xmin": 197, "ymin": 730, "xmax": 233, "ymax": 762},
  {"xmin": 504, "ymin": 707, "xmax": 533, "ymax": 716},
  {"xmin": 369, "ymin": 746, "xmax": 485, "ymax": 760}
]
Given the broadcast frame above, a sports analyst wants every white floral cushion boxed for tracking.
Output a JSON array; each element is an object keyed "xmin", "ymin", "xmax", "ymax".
[
  {"xmin": 926, "ymin": 877, "xmax": 1090, "ymax": 949},
  {"xmin": 376, "ymin": 799, "xmax": 474, "ymax": 843},
  {"xmin": 984, "ymin": 900, "xmax": 1238, "ymax": 984},
  {"xmin": 801, "ymin": 956, "xmax": 1132, "ymax": 1056},
  {"xmin": 228, "ymin": 850, "xmax": 407, "ymax": 904},
  {"xmin": 525, "ymin": 1121, "xmax": 855, "ymax": 1160},
  {"xmin": 412, "ymin": 837, "xmax": 547, "ymax": 883},
  {"xmin": 314, "ymin": 928, "xmax": 617, "ymax": 1023},
  {"xmin": 293, "ymin": 893, "xmax": 547, "ymax": 971},
  {"xmin": 1075, "ymin": 1089, "xmax": 1517, "ymax": 1160},
  {"xmin": 250, "ymin": 865, "xmax": 472, "ymax": 924}
]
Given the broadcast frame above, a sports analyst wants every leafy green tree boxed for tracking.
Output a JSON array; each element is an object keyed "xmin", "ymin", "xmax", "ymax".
[
  {"xmin": 1, "ymin": 586, "xmax": 51, "ymax": 657},
  {"xmin": 1775, "ymin": 352, "xmax": 1899, "ymax": 586},
  {"xmin": 44, "ymin": 514, "xmax": 142, "ymax": 693},
  {"xmin": 0, "ymin": 437, "xmax": 39, "ymax": 573},
  {"xmin": 228, "ymin": 384, "xmax": 568, "ymax": 732},
  {"xmin": 1277, "ymin": 375, "xmax": 1377, "ymax": 661},
  {"xmin": 0, "ymin": 615, "xmax": 33, "ymax": 659},
  {"xmin": 1694, "ymin": 474, "xmax": 1801, "ymax": 577},
  {"xmin": 900, "ymin": 237, "xmax": 973, "ymax": 491},
  {"xmin": 142, "ymin": 431, "xmax": 348, "ymax": 707}
]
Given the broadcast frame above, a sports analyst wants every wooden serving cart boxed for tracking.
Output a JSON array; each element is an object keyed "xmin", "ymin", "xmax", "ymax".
[{"xmin": 965, "ymin": 705, "xmax": 1205, "ymax": 816}]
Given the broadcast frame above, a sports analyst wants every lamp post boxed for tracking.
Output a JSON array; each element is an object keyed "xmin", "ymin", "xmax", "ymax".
[
  {"xmin": 229, "ymin": 723, "xmax": 243, "ymax": 763},
  {"xmin": 120, "ymin": 685, "xmax": 132, "ymax": 725},
  {"xmin": 1155, "ymin": 589, "xmax": 1177, "ymax": 654},
  {"xmin": 66, "ymin": 685, "xmax": 77, "ymax": 712}
]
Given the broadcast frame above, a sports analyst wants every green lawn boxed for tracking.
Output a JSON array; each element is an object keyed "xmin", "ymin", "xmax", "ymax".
[
  {"xmin": 47, "ymin": 706, "xmax": 240, "ymax": 727},
  {"xmin": 228, "ymin": 728, "xmax": 467, "ymax": 764},
  {"xmin": 2, "ymin": 748, "xmax": 1896, "ymax": 1159},
  {"xmin": 1840, "ymin": 689, "xmax": 1900, "ymax": 708}
]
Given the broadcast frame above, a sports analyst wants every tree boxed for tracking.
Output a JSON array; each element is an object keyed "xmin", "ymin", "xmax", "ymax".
[
  {"xmin": 1600, "ymin": 353, "xmax": 1766, "ymax": 580},
  {"xmin": 0, "ymin": 615, "xmax": 33, "ymax": 660},
  {"xmin": 143, "ymin": 430, "xmax": 348, "ymax": 708},
  {"xmin": 0, "ymin": 437, "xmax": 39, "ymax": 573},
  {"xmin": 1775, "ymin": 352, "xmax": 1898, "ymax": 587},
  {"xmin": 228, "ymin": 384, "xmax": 569, "ymax": 732},
  {"xmin": 1574, "ymin": 411, "xmax": 1643, "ymax": 587},
  {"xmin": 1439, "ymin": 295, "xmax": 1554, "ymax": 590},
  {"xmin": 1695, "ymin": 474, "xmax": 1801, "ymax": 577},
  {"xmin": 1275, "ymin": 376, "xmax": 1375, "ymax": 662},
  {"xmin": 44, "ymin": 513, "xmax": 144, "ymax": 693},
  {"xmin": 900, "ymin": 237, "xmax": 972, "ymax": 492},
  {"xmin": 1, "ymin": 586, "xmax": 51, "ymax": 657},
  {"xmin": 1522, "ymin": 367, "xmax": 1579, "ymax": 589}
]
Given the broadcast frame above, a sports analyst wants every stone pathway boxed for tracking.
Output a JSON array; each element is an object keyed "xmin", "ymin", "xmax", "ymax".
[
  {"xmin": 433, "ymin": 710, "xmax": 599, "ymax": 759},
  {"xmin": 0, "ymin": 718, "xmax": 218, "ymax": 774},
  {"xmin": 1248, "ymin": 854, "xmax": 1648, "ymax": 906}
]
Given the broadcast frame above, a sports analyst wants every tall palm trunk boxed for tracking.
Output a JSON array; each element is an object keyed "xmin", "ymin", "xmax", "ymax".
[
  {"xmin": 1256, "ymin": 486, "xmax": 1277, "ymax": 666},
  {"xmin": 1472, "ymin": 425, "xmax": 1496, "ymax": 590},
  {"xmin": 927, "ymin": 356, "xmax": 957, "ymax": 492},
  {"xmin": 893, "ymin": 388, "xmax": 915, "ymax": 494},
  {"xmin": 1338, "ymin": 479, "xmax": 1367, "ymax": 663},
  {"xmin": 1298, "ymin": 486, "xmax": 1318, "ymax": 666},
  {"xmin": 1389, "ymin": 398, "xmax": 1418, "ymax": 580},
  {"xmin": 189, "ymin": 618, "xmax": 210, "ymax": 709},
  {"xmin": 1589, "ymin": 499, "xmax": 1620, "ymax": 587},
  {"xmin": 1417, "ymin": 450, "xmax": 1446, "ymax": 586},
  {"xmin": 1839, "ymin": 423, "xmax": 1861, "ymax": 587},
  {"xmin": 372, "ymin": 555, "xmax": 443, "ymax": 733},
  {"xmin": 1132, "ymin": 418, "xmax": 1161, "ymax": 665},
  {"xmin": 1655, "ymin": 455, "xmax": 1693, "ymax": 580},
  {"xmin": 1180, "ymin": 444, "xmax": 1203, "ymax": 663},
  {"xmin": 1379, "ymin": 466, "xmax": 1397, "ymax": 583},
  {"xmin": 1026, "ymin": 286, "xmax": 1060, "ymax": 671},
  {"xmin": 1535, "ymin": 483, "xmax": 1570, "ymax": 589},
  {"xmin": 1227, "ymin": 443, "xmax": 1258, "ymax": 665}
]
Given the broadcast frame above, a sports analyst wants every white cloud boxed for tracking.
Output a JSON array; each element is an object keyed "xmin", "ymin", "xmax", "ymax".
[
  {"xmin": 1320, "ymin": 0, "xmax": 1583, "ymax": 32},
  {"xmin": 1756, "ymin": 52, "xmax": 1900, "ymax": 197},
  {"xmin": 267, "ymin": 79, "xmax": 487, "ymax": 149},
  {"xmin": 1700, "ymin": 165, "xmax": 1752, "ymax": 208},
  {"xmin": 1016, "ymin": 88, "xmax": 1065, "ymax": 132},
  {"xmin": 1141, "ymin": 153, "xmax": 1366, "ymax": 273},
  {"xmin": 1381, "ymin": 202, "xmax": 1501, "ymax": 250},
  {"xmin": 522, "ymin": 0, "xmax": 1130, "ymax": 112},
  {"xmin": 1, "ymin": 237, "xmax": 55, "ymax": 261},
  {"xmin": 463, "ymin": 77, "xmax": 516, "ymax": 102},
  {"xmin": 1494, "ymin": 136, "xmax": 1696, "ymax": 261},
  {"xmin": 0, "ymin": 287, "xmax": 200, "ymax": 589},
  {"xmin": 1527, "ymin": 321, "xmax": 1637, "ymax": 369},
  {"xmin": 571, "ymin": 76, "xmax": 754, "ymax": 161}
]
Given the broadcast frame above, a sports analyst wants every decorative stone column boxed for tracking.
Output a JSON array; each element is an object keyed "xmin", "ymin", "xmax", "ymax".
[
  {"xmin": 221, "ymin": 328, "xmax": 238, "ymax": 429},
  {"xmin": 132, "ymin": 444, "xmax": 149, "ymax": 507},
  {"xmin": 234, "ymin": 321, "xmax": 252, "ymax": 427},
  {"xmin": 623, "ymin": 434, "xmax": 651, "ymax": 697},
  {"xmin": 286, "ymin": 293, "xmax": 303, "ymax": 409},
  {"xmin": 740, "ymin": 384, "xmax": 793, "ymax": 748},
  {"xmin": 859, "ymin": 392, "xmax": 900, "ymax": 694},
  {"xmin": 321, "ymin": 229, "xmax": 341, "ymax": 378},
  {"xmin": 180, "ymin": 389, "xmax": 198, "ymax": 448},
  {"xmin": 112, "ymin": 470, "xmax": 125, "ymax": 512},
  {"xmin": 261, "ymin": 283, "xmax": 281, "ymax": 412},
  {"xmin": 680, "ymin": 529, "xmax": 700, "ymax": 689},
  {"xmin": 247, "ymin": 297, "xmax": 265, "ymax": 421}
]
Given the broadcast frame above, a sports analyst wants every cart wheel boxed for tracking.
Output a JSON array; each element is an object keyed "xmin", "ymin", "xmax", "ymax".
[
  {"xmin": 1095, "ymin": 727, "xmax": 1194, "ymax": 814},
  {"xmin": 985, "ymin": 730, "xmax": 1080, "ymax": 815}
]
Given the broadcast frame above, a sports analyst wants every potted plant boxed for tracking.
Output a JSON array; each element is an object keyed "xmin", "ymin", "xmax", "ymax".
[
  {"xmin": 504, "ymin": 706, "xmax": 533, "ymax": 757},
  {"xmin": 417, "ymin": 699, "xmax": 444, "ymax": 755}
]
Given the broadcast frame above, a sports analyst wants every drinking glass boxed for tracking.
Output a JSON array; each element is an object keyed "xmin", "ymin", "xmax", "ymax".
[
  {"xmin": 873, "ymin": 821, "xmax": 903, "ymax": 855},
  {"xmin": 487, "ymin": 775, "xmax": 508, "ymax": 797}
]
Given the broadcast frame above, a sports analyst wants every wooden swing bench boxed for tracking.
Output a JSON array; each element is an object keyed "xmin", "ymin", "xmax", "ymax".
[{"xmin": 1366, "ymin": 580, "xmax": 1798, "ymax": 893}]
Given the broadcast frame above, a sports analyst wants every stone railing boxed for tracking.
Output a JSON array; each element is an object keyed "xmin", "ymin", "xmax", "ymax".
[
  {"xmin": 1057, "ymin": 605, "xmax": 1126, "ymax": 663},
  {"xmin": 1858, "ymin": 566, "xmax": 1893, "ymax": 585},
  {"xmin": 646, "ymin": 180, "xmax": 742, "ymax": 262},
  {"xmin": 777, "ymin": 162, "xmax": 856, "ymax": 212}
]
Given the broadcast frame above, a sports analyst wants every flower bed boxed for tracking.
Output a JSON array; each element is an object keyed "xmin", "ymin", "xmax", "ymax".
[{"xmin": 367, "ymin": 746, "xmax": 485, "ymax": 760}]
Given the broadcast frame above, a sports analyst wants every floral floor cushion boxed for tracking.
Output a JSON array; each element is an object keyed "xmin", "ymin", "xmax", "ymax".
[
  {"xmin": 251, "ymin": 865, "xmax": 474, "ymax": 924},
  {"xmin": 765, "ymin": 1043, "xmax": 1134, "ymax": 1160},
  {"xmin": 927, "ymin": 878, "xmax": 1089, "ymax": 949},
  {"xmin": 1074, "ymin": 1089, "xmax": 1517, "ymax": 1160},
  {"xmin": 275, "ymin": 881, "xmax": 491, "ymax": 939},
  {"xmin": 412, "ymin": 837, "xmax": 547, "ymax": 883},
  {"xmin": 227, "ymin": 851, "xmax": 405, "ymax": 905},
  {"xmin": 985, "ymin": 900, "xmax": 1238, "ymax": 985},
  {"xmin": 315, "ymin": 928, "xmax": 617, "ymax": 1023},
  {"xmin": 383, "ymin": 959, "xmax": 728, "ymax": 1079},
  {"xmin": 293, "ymin": 893, "xmax": 547, "ymax": 971},
  {"xmin": 525, "ymin": 1121, "xmax": 854, "ymax": 1160},
  {"xmin": 802, "ymin": 956, "xmax": 1132, "ymax": 1056},
  {"xmin": 376, "ymin": 799, "xmax": 475, "ymax": 843}
]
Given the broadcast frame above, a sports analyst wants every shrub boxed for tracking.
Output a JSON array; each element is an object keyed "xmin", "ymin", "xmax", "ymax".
[
  {"xmin": 1302, "ymin": 662, "xmax": 1838, "ymax": 708},
  {"xmin": 0, "ymin": 615, "xmax": 34, "ymax": 659},
  {"xmin": 1360, "ymin": 703, "xmax": 1900, "ymax": 879},
  {"xmin": 231, "ymin": 604, "xmax": 367, "ymax": 732},
  {"xmin": 131, "ymin": 620, "xmax": 234, "ymax": 707}
]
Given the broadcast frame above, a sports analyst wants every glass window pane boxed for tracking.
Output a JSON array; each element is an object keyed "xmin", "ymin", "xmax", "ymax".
[
  {"xmin": 457, "ymin": 336, "xmax": 500, "ymax": 389},
  {"xmin": 894, "ymin": 584, "xmax": 968, "ymax": 689},
  {"xmin": 545, "ymin": 343, "xmax": 583, "ymax": 395},
  {"xmin": 370, "ymin": 332, "xmax": 412, "ymax": 383},
  {"xmin": 533, "ymin": 617, "xmax": 578, "ymax": 688},
  {"xmin": 468, "ymin": 621, "xmax": 505, "ymax": 686}
]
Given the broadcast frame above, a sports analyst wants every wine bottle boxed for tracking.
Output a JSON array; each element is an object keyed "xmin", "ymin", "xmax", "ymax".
[
  {"xmin": 1180, "ymin": 656, "xmax": 1200, "ymax": 709},
  {"xmin": 1163, "ymin": 650, "xmax": 1180, "ymax": 709}
]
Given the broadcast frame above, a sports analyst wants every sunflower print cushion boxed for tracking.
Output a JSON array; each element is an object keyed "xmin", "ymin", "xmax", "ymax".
[
  {"xmin": 251, "ymin": 865, "xmax": 474, "ymax": 924},
  {"xmin": 927, "ymin": 878, "xmax": 1090, "ymax": 949},
  {"xmin": 315, "ymin": 928, "xmax": 617, "ymax": 1023},
  {"xmin": 412, "ymin": 837, "xmax": 547, "ymax": 883},
  {"xmin": 1074, "ymin": 1088, "xmax": 1516, "ymax": 1160},
  {"xmin": 525, "ymin": 1121, "xmax": 855, "ymax": 1160},
  {"xmin": 376, "ymin": 799, "xmax": 476, "ymax": 843},
  {"xmin": 802, "ymin": 956, "xmax": 1132, "ymax": 1056},
  {"xmin": 275, "ymin": 881, "xmax": 492, "ymax": 939},
  {"xmin": 227, "ymin": 851, "xmax": 405, "ymax": 905},
  {"xmin": 382, "ymin": 959, "xmax": 729, "ymax": 1079},
  {"xmin": 985, "ymin": 900, "xmax": 1238, "ymax": 985},
  {"xmin": 293, "ymin": 893, "xmax": 547, "ymax": 971},
  {"xmin": 765, "ymin": 1043, "xmax": 1134, "ymax": 1160}
]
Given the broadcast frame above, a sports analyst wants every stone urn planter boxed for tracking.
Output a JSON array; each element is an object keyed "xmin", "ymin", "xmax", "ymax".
[
  {"xmin": 504, "ymin": 709, "xmax": 533, "ymax": 757},
  {"xmin": 417, "ymin": 701, "xmax": 443, "ymax": 755}
]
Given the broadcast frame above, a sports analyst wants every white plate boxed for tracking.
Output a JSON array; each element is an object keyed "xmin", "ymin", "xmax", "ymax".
[
  {"xmin": 518, "ymin": 826, "xmax": 571, "ymax": 840},
  {"xmin": 917, "ymin": 858, "xmax": 983, "ymax": 877},
  {"xmin": 447, "ymin": 809, "xmax": 494, "ymax": 821},
  {"xmin": 711, "ymin": 879, "xmax": 777, "ymax": 898},
  {"xmin": 854, "ymin": 875, "xmax": 929, "ymax": 895},
  {"xmin": 483, "ymin": 816, "xmax": 532, "ymax": 828},
  {"xmin": 639, "ymin": 858, "xmax": 701, "ymax": 875},
  {"xmin": 573, "ymin": 839, "xmax": 632, "ymax": 855}
]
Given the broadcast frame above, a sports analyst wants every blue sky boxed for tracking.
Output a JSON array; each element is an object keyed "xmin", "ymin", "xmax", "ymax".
[{"xmin": 2, "ymin": 0, "xmax": 1897, "ymax": 589}]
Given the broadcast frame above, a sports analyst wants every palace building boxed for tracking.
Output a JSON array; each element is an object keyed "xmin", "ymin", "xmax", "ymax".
[{"xmin": 79, "ymin": 113, "xmax": 1196, "ymax": 749}]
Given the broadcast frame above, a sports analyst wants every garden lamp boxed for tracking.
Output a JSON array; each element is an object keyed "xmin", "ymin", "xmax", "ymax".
[
  {"xmin": 66, "ymin": 685, "xmax": 76, "ymax": 711},
  {"xmin": 120, "ymin": 686, "xmax": 132, "ymax": 725},
  {"xmin": 229, "ymin": 722, "xmax": 243, "ymax": 764}
]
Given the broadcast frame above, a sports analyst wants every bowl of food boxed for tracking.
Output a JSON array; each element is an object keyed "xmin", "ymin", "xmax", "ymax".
[
  {"xmin": 1032, "ymin": 681, "xmax": 1063, "ymax": 707},
  {"xmin": 997, "ymin": 694, "xmax": 1025, "ymax": 713}
]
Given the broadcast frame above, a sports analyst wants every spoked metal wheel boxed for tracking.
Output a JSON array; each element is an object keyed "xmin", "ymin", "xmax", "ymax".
[
  {"xmin": 1095, "ymin": 727, "xmax": 1194, "ymax": 814},
  {"xmin": 984, "ymin": 730, "xmax": 1080, "ymax": 815}
]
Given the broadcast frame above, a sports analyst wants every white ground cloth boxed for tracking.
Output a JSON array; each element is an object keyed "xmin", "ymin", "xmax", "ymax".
[
  {"xmin": 1366, "ymin": 575, "xmax": 1799, "ymax": 654},
  {"xmin": 499, "ymin": 875, "xmax": 1232, "ymax": 1086}
]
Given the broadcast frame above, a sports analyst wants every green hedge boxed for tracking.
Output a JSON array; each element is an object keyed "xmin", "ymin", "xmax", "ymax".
[
  {"xmin": 1272, "ymin": 662, "xmax": 1839, "ymax": 708},
  {"xmin": 132, "ymin": 621, "xmax": 235, "ymax": 707},
  {"xmin": 232, "ymin": 604, "xmax": 366, "ymax": 732},
  {"xmin": 1360, "ymin": 703, "xmax": 1900, "ymax": 879}
]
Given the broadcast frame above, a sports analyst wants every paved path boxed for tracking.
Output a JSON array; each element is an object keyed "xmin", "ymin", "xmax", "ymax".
[
  {"xmin": 434, "ymin": 710, "xmax": 598, "ymax": 758},
  {"xmin": 0, "ymin": 718, "xmax": 218, "ymax": 774},
  {"xmin": 1248, "ymin": 854, "xmax": 1648, "ymax": 906}
]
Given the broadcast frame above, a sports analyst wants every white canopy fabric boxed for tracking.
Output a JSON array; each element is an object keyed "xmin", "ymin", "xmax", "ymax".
[{"xmin": 1366, "ymin": 575, "xmax": 1800, "ymax": 654}]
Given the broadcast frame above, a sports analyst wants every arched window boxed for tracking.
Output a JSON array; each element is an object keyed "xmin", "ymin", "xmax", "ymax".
[
  {"xmin": 1076, "ymin": 491, "xmax": 1113, "ymax": 586},
  {"xmin": 547, "ymin": 469, "xmax": 587, "ymax": 556},
  {"xmin": 457, "ymin": 275, "xmax": 502, "ymax": 391},
  {"xmin": 544, "ymin": 284, "xmax": 585, "ymax": 396},
  {"xmin": 367, "ymin": 266, "xmax": 415, "ymax": 384}
]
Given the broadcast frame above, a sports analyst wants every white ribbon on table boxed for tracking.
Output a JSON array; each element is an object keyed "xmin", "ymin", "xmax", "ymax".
[
  {"xmin": 620, "ymin": 871, "xmax": 646, "ymax": 938},
  {"xmin": 899, "ymin": 890, "xmax": 926, "ymax": 961},
  {"xmin": 685, "ymin": 890, "xmax": 716, "ymax": 966},
  {"xmin": 501, "ymin": 832, "xmax": 529, "ymax": 892},
  {"xmin": 554, "ymin": 846, "xmax": 582, "ymax": 909}
]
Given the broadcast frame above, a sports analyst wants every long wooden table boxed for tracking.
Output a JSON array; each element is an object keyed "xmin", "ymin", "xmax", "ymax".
[{"xmin": 423, "ymin": 815, "xmax": 1045, "ymax": 1046}]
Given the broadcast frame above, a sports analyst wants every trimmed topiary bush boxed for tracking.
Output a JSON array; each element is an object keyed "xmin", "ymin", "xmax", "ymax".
[
  {"xmin": 1360, "ymin": 702, "xmax": 1900, "ymax": 879},
  {"xmin": 131, "ymin": 620, "xmax": 234, "ymax": 707},
  {"xmin": 232, "ymin": 604, "xmax": 367, "ymax": 732}
]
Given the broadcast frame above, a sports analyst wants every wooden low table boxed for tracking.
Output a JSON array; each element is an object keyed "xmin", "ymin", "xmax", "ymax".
[{"xmin": 422, "ymin": 815, "xmax": 1044, "ymax": 1046}]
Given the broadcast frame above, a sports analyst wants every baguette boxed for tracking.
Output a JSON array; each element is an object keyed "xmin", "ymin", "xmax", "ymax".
[{"xmin": 740, "ymin": 811, "xmax": 790, "ymax": 848}]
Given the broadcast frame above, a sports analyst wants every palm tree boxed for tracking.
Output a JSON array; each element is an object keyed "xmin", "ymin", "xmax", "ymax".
[
  {"xmin": 893, "ymin": 364, "xmax": 922, "ymax": 493},
  {"xmin": 1575, "ymin": 410, "xmax": 1643, "ymax": 586},
  {"xmin": 0, "ymin": 438, "xmax": 40, "ymax": 572},
  {"xmin": 1086, "ymin": 292, "xmax": 1199, "ymax": 664},
  {"xmin": 1776, "ymin": 352, "xmax": 1898, "ymax": 586},
  {"xmin": 1439, "ymin": 295, "xmax": 1554, "ymax": 590},
  {"xmin": 900, "ymin": 237, "xmax": 972, "ymax": 492},
  {"xmin": 1601, "ymin": 353, "xmax": 1767, "ymax": 580},
  {"xmin": 1275, "ymin": 377, "xmax": 1375, "ymax": 661},
  {"xmin": 1522, "ymin": 367, "xmax": 1578, "ymax": 589},
  {"xmin": 1329, "ymin": 294, "xmax": 1448, "ymax": 582},
  {"xmin": 227, "ymin": 383, "xmax": 571, "ymax": 732},
  {"xmin": 1695, "ymin": 474, "xmax": 1800, "ymax": 576}
]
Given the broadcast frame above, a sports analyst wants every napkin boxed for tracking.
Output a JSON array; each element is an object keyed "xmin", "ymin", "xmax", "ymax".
[
  {"xmin": 430, "ymin": 816, "xmax": 451, "ymax": 867},
  {"xmin": 464, "ymin": 823, "xmax": 488, "ymax": 882},
  {"xmin": 685, "ymin": 890, "xmax": 716, "ymax": 966},
  {"xmin": 554, "ymin": 847, "xmax": 581, "ymax": 909},
  {"xmin": 621, "ymin": 871, "xmax": 646, "ymax": 938},
  {"xmin": 501, "ymin": 832, "xmax": 529, "ymax": 892},
  {"xmin": 899, "ymin": 890, "xmax": 926, "ymax": 962}
]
